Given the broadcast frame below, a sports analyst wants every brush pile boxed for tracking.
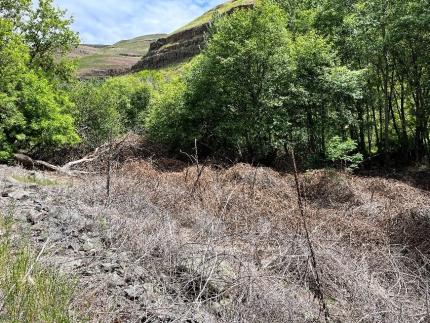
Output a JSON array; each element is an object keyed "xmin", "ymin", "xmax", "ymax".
[{"xmin": 1, "ymin": 160, "xmax": 429, "ymax": 322}]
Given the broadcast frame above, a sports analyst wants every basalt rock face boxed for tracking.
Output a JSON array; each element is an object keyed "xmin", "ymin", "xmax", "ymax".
[
  {"xmin": 133, "ymin": 4, "xmax": 253, "ymax": 71},
  {"xmin": 133, "ymin": 24, "xmax": 209, "ymax": 70}
]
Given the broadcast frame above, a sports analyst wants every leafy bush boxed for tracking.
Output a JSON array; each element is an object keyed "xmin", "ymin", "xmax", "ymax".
[
  {"xmin": 102, "ymin": 77, "xmax": 151, "ymax": 131},
  {"xmin": 0, "ymin": 18, "xmax": 79, "ymax": 160},
  {"xmin": 70, "ymin": 76, "xmax": 151, "ymax": 148},
  {"xmin": 144, "ymin": 76, "xmax": 189, "ymax": 148},
  {"xmin": 327, "ymin": 136, "xmax": 363, "ymax": 170}
]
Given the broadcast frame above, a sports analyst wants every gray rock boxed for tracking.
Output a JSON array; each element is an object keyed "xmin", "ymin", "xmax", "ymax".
[
  {"xmin": 87, "ymin": 230, "xmax": 99, "ymax": 238},
  {"xmin": 177, "ymin": 256, "xmax": 236, "ymax": 295},
  {"xmin": 143, "ymin": 282, "xmax": 155, "ymax": 293},
  {"xmin": 81, "ymin": 240, "xmax": 94, "ymax": 252},
  {"xmin": 81, "ymin": 238, "xmax": 102, "ymax": 253},
  {"xmin": 101, "ymin": 262, "xmax": 120, "ymax": 273},
  {"xmin": 26, "ymin": 210, "xmax": 42, "ymax": 225},
  {"xmin": 34, "ymin": 202, "xmax": 47, "ymax": 212},
  {"xmin": 30, "ymin": 172, "xmax": 48, "ymax": 182},
  {"xmin": 5, "ymin": 189, "xmax": 31, "ymax": 200},
  {"xmin": 67, "ymin": 242, "xmax": 80, "ymax": 251},
  {"xmin": 124, "ymin": 285, "xmax": 144, "ymax": 300},
  {"xmin": 49, "ymin": 256, "xmax": 83, "ymax": 273},
  {"xmin": 62, "ymin": 259, "xmax": 83, "ymax": 272},
  {"xmin": 108, "ymin": 273, "xmax": 126, "ymax": 287},
  {"xmin": 50, "ymin": 207, "xmax": 83, "ymax": 224},
  {"xmin": 135, "ymin": 266, "xmax": 146, "ymax": 279}
]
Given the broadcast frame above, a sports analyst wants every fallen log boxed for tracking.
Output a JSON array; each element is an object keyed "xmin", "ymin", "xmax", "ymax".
[
  {"xmin": 13, "ymin": 153, "xmax": 92, "ymax": 176},
  {"xmin": 14, "ymin": 153, "xmax": 60, "ymax": 172},
  {"xmin": 61, "ymin": 145, "xmax": 105, "ymax": 170},
  {"xmin": 13, "ymin": 134, "xmax": 133, "ymax": 174}
]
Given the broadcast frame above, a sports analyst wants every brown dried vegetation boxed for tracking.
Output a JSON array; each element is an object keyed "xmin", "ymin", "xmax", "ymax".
[
  {"xmin": 54, "ymin": 157, "xmax": 430, "ymax": 322},
  {"xmin": 3, "ymin": 142, "xmax": 429, "ymax": 322}
]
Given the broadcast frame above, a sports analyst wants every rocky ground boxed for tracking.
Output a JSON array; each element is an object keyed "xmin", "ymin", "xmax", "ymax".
[
  {"xmin": 0, "ymin": 164, "xmax": 244, "ymax": 322},
  {"xmin": 0, "ymin": 163, "xmax": 429, "ymax": 322},
  {"xmin": 0, "ymin": 166, "xmax": 156, "ymax": 321}
]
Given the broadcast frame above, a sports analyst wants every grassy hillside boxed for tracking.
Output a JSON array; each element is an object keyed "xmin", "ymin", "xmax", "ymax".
[
  {"xmin": 173, "ymin": 0, "xmax": 254, "ymax": 33},
  {"xmin": 72, "ymin": 0, "xmax": 254, "ymax": 76},
  {"xmin": 72, "ymin": 34, "xmax": 166, "ymax": 77}
]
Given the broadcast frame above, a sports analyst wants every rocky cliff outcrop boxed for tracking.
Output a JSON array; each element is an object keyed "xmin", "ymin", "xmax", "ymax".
[
  {"xmin": 133, "ymin": 3, "xmax": 253, "ymax": 71},
  {"xmin": 132, "ymin": 24, "xmax": 208, "ymax": 70}
]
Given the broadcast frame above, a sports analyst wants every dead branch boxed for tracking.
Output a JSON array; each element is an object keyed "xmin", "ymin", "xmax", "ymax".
[
  {"xmin": 13, "ymin": 134, "xmax": 133, "ymax": 176},
  {"xmin": 14, "ymin": 153, "xmax": 60, "ymax": 172},
  {"xmin": 289, "ymin": 148, "xmax": 330, "ymax": 322}
]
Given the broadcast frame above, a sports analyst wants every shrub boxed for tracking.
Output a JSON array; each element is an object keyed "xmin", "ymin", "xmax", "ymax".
[
  {"xmin": 0, "ymin": 70, "xmax": 79, "ymax": 161},
  {"xmin": 70, "ymin": 76, "xmax": 152, "ymax": 148},
  {"xmin": 144, "ymin": 77, "xmax": 190, "ymax": 148},
  {"xmin": 326, "ymin": 136, "xmax": 363, "ymax": 170}
]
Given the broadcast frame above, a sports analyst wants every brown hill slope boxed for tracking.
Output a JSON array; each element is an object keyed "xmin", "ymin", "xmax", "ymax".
[{"xmin": 71, "ymin": 0, "xmax": 254, "ymax": 77}]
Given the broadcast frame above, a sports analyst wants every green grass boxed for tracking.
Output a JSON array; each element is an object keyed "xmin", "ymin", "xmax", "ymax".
[
  {"xmin": 73, "ymin": 34, "xmax": 166, "ymax": 73},
  {"xmin": 172, "ymin": 0, "xmax": 254, "ymax": 33},
  {"xmin": 0, "ymin": 213, "xmax": 75, "ymax": 322},
  {"xmin": 133, "ymin": 58, "xmax": 194, "ymax": 82},
  {"xmin": 76, "ymin": 54, "xmax": 117, "ymax": 70},
  {"xmin": 73, "ymin": 1, "xmax": 254, "ymax": 75},
  {"xmin": 111, "ymin": 34, "xmax": 166, "ymax": 52},
  {"xmin": 11, "ymin": 174, "xmax": 58, "ymax": 186}
]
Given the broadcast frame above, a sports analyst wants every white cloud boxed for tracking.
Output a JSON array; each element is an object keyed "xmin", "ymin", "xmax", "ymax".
[{"xmin": 53, "ymin": 0, "xmax": 225, "ymax": 44}]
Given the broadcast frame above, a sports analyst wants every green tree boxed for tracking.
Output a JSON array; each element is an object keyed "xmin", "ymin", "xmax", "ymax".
[
  {"xmin": 314, "ymin": 0, "xmax": 430, "ymax": 163},
  {"xmin": 0, "ymin": 18, "xmax": 79, "ymax": 160},
  {"xmin": 1, "ymin": 0, "xmax": 79, "ymax": 80},
  {"xmin": 0, "ymin": 0, "xmax": 31, "ymax": 23},
  {"xmin": 145, "ymin": 76, "xmax": 188, "ymax": 148},
  {"xmin": 23, "ymin": 0, "xmax": 79, "ymax": 80},
  {"xmin": 0, "ymin": 0, "xmax": 80, "ymax": 160},
  {"xmin": 149, "ymin": 1, "xmax": 293, "ymax": 161},
  {"xmin": 70, "ymin": 76, "xmax": 152, "ymax": 148},
  {"xmin": 145, "ymin": 0, "xmax": 363, "ymax": 165},
  {"xmin": 69, "ymin": 81, "xmax": 122, "ymax": 148}
]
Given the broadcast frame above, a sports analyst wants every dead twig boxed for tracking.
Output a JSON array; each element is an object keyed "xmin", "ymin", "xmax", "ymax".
[{"xmin": 181, "ymin": 139, "xmax": 206, "ymax": 196}]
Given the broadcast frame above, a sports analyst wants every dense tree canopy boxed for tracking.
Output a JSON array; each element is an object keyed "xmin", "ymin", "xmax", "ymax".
[
  {"xmin": 69, "ymin": 76, "xmax": 152, "ymax": 148},
  {"xmin": 0, "ymin": 0, "xmax": 79, "ymax": 160},
  {"xmin": 144, "ymin": 0, "xmax": 429, "ymax": 168},
  {"xmin": 1, "ymin": 0, "xmax": 428, "ymax": 169},
  {"xmin": 311, "ymin": 0, "xmax": 430, "ymax": 163},
  {"xmin": 145, "ymin": 1, "xmax": 363, "ymax": 165}
]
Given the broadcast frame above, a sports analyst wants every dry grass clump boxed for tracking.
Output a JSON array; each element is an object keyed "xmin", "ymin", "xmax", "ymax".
[
  {"xmin": 302, "ymin": 170, "xmax": 364, "ymax": 207},
  {"xmin": 58, "ymin": 158, "xmax": 430, "ymax": 322},
  {"xmin": 389, "ymin": 206, "xmax": 430, "ymax": 258}
]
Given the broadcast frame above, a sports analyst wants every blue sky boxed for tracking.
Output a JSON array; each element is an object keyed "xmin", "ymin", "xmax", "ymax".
[{"xmin": 53, "ymin": 0, "xmax": 225, "ymax": 44}]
